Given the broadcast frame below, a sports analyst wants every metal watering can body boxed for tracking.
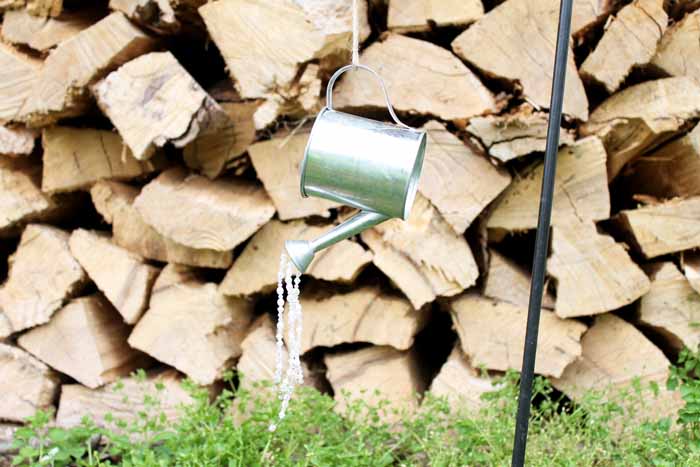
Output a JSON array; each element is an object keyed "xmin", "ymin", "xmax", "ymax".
[{"xmin": 285, "ymin": 64, "xmax": 427, "ymax": 273}]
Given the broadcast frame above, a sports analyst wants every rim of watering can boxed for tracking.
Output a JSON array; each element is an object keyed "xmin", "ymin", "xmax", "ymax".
[{"xmin": 401, "ymin": 131, "xmax": 427, "ymax": 220}]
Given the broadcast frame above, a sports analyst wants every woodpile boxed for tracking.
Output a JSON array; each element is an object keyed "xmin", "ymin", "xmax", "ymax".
[{"xmin": 1, "ymin": 0, "xmax": 699, "ymax": 436}]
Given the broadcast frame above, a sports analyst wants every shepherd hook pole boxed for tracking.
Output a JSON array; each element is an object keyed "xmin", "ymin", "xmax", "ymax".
[{"xmin": 510, "ymin": 0, "xmax": 574, "ymax": 465}]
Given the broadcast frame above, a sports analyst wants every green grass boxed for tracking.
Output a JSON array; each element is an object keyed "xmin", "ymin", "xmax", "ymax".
[{"xmin": 11, "ymin": 350, "xmax": 700, "ymax": 467}]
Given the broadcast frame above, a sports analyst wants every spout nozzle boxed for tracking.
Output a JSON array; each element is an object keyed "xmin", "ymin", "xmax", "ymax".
[{"xmin": 284, "ymin": 240, "xmax": 315, "ymax": 274}]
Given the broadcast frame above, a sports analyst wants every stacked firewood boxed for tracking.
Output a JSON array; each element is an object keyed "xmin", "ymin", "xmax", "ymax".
[{"xmin": 2, "ymin": 0, "xmax": 700, "ymax": 447}]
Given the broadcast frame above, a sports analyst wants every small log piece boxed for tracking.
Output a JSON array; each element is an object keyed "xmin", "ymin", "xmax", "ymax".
[
  {"xmin": 69, "ymin": 229, "xmax": 160, "ymax": 324},
  {"xmin": 128, "ymin": 266, "xmax": 254, "ymax": 385},
  {"xmin": 572, "ymin": 0, "xmax": 623, "ymax": 37},
  {"xmin": 90, "ymin": 181, "xmax": 233, "ymax": 268},
  {"xmin": 1, "ymin": 8, "xmax": 96, "ymax": 52},
  {"xmin": 219, "ymin": 220, "xmax": 371, "ymax": 297},
  {"xmin": 484, "ymin": 250, "xmax": 555, "ymax": 309},
  {"xmin": 615, "ymin": 197, "xmax": 700, "ymax": 258},
  {"xmin": 0, "ymin": 125, "xmax": 36, "ymax": 157},
  {"xmin": 387, "ymin": 0, "xmax": 484, "ymax": 32},
  {"xmin": 449, "ymin": 294, "xmax": 586, "ymax": 377},
  {"xmin": 109, "ymin": 0, "xmax": 180, "ymax": 34},
  {"xmin": 487, "ymin": 136, "xmax": 610, "ymax": 231},
  {"xmin": 0, "ymin": 224, "xmax": 86, "ymax": 336},
  {"xmin": 651, "ymin": 10, "xmax": 700, "ymax": 79},
  {"xmin": 419, "ymin": 120, "xmax": 511, "ymax": 234},
  {"xmin": 548, "ymin": 223, "xmax": 650, "ymax": 318},
  {"xmin": 334, "ymin": 34, "xmax": 496, "ymax": 121},
  {"xmin": 133, "ymin": 167, "xmax": 275, "ymax": 251},
  {"xmin": 0, "ymin": 43, "xmax": 41, "ymax": 125},
  {"xmin": 428, "ymin": 346, "xmax": 496, "ymax": 412},
  {"xmin": 18, "ymin": 294, "xmax": 145, "ymax": 388},
  {"xmin": 0, "ymin": 343, "xmax": 59, "ymax": 423}
]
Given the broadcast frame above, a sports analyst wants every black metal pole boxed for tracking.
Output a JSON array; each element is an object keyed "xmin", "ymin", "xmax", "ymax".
[{"xmin": 510, "ymin": 0, "xmax": 574, "ymax": 465}]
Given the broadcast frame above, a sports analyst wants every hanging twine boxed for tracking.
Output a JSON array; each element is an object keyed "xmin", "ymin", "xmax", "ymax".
[{"xmin": 352, "ymin": 0, "xmax": 359, "ymax": 66}]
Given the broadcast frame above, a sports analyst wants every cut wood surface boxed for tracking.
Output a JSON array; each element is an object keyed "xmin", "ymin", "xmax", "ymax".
[
  {"xmin": 0, "ymin": 125, "xmax": 36, "ymax": 157},
  {"xmin": 466, "ymin": 104, "xmax": 575, "ymax": 162},
  {"xmin": 625, "ymin": 123, "xmax": 700, "ymax": 199},
  {"xmin": 0, "ymin": 343, "xmax": 59, "ymax": 423},
  {"xmin": 199, "ymin": 0, "xmax": 368, "ymax": 100},
  {"xmin": 387, "ymin": 0, "xmax": 483, "ymax": 32},
  {"xmin": 0, "ymin": 224, "xmax": 86, "ymax": 336},
  {"xmin": 1, "ymin": 8, "xmax": 95, "ymax": 52},
  {"xmin": 42, "ymin": 127, "xmax": 162, "ymax": 193},
  {"xmin": 683, "ymin": 252, "xmax": 700, "ymax": 295},
  {"xmin": 419, "ymin": 120, "xmax": 511, "ymax": 233},
  {"xmin": 334, "ymin": 34, "xmax": 496, "ymax": 120},
  {"xmin": 580, "ymin": 0, "xmax": 667, "ymax": 93},
  {"xmin": 450, "ymin": 294, "xmax": 586, "ymax": 377},
  {"xmin": 134, "ymin": 167, "xmax": 275, "ymax": 251},
  {"xmin": 219, "ymin": 220, "xmax": 372, "ymax": 296},
  {"xmin": 0, "ymin": 158, "xmax": 63, "ymax": 236},
  {"xmin": 548, "ymin": 223, "xmax": 650, "ymax": 318},
  {"xmin": 128, "ymin": 269, "xmax": 254, "ymax": 385},
  {"xmin": 248, "ymin": 132, "xmax": 341, "ymax": 220},
  {"xmin": 91, "ymin": 181, "xmax": 233, "ymax": 268},
  {"xmin": 580, "ymin": 77, "xmax": 700, "ymax": 179},
  {"xmin": 69, "ymin": 229, "xmax": 159, "ymax": 324},
  {"xmin": 428, "ymin": 346, "xmax": 495, "ymax": 412},
  {"xmin": 94, "ymin": 51, "xmax": 243, "ymax": 177},
  {"xmin": 18, "ymin": 12, "xmax": 155, "ymax": 126},
  {"xmin": 452, "ymin": 0, "xmax": 589, "ymax": 120},
  {"xmin": 0, "ymin": 43, "xmax": 41, "ymax": 125},
  {"xmin": 109, "ymin": 0, "xmax": 180, "ymax": 34},
  {"xmin": 18, "ymin": 294, "xmax": 144, "ymax": 388},
  {"xmin": 487, "ymin": 137, "xmax": 610, "ymax": 231},
  {"xmin": 362, "ymin": 195, "xmax": 479, "ymax": 310},
  {"xmin": 325, "ymin": 346, "xmax": 425, "ymax": 420},
  {"xmin": 56, "ymin": 369, "xmax": 192, "ymax": 428},
  {"xmin": 638, "ymin": 262, "xmax": 700, "ymax": 351},
  {"xmin": 484, "ymin": 250, "xmax": 555, "ymax": 309},
  {"xmin": 651, "ymin": 10, "xmax": 700, "ymax": 79},
  {"xmin": 571, "ymin": 0, "xmax": 622, "ymax": 36},
  {"xmin": 616, "ymin": 197, "xmax": 700, "ymax": 258},
  {"xmin": 299, "ymin": 287, "xmax": 426, "ymax": 353}
]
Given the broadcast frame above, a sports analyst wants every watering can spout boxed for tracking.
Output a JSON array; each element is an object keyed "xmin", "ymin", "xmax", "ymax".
[{"xmin": 285, "ymin": 211, "xmax": 389, "ymax": 273}]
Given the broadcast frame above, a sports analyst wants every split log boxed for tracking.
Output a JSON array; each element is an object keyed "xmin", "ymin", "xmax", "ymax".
[
  {"xmin": 683, "ymin": 252, "xmax": 700, "ymax": 295},
  {"xmin": 615, "ymin": 196, "xmax": 700, "ymax": 258},
  {"xmin": 361, "ymin": 194, "xmax": 479, "ymax": 310},
  {"xmin": 451, "ymin": 0, "xmax": 589, "ymax": 120},
  {"xmin": 0, "ymin": 158, "xmax": 66, "ymax": 236},
  {"xmin": 418, "ymin": 121, "xmax": 511, "ymax": 234},
  {"xmin": 0, "ymin": 43, "xmax": 41, "ymax": 125},
  {"xmin": 334, "ymin": 34, "xmax": 496, "ymax": 121},
  {"xmin": 324, "ymin": 346, "xmax": 425, "ymax": 420},
  {"xmin": 580, "ymin": 77, "xmax": 700, "ymax": 180},
  {"xmin": 551, "ymin": 313, "xmax": 681, "ymax": 420},
  {"xmin": 199, "ymin": 0, "xmax": 369, "ymax": 100},
  {"xmin": 484, "ymin": 250, "xmax": 555, "ymax": 309},
  {"xmin": 449, "ymin": 294, "xmax": 586, "ymax": 377},
  {"xmin": 94, "ymin": 52, "xmax": 244, "ymax": 177},
  {"xmin": 133, "ymin": 167, "xmax": 275, "ymax": 251},
  {"xmin": 18, "ymin": 294, "xmax": 145, "ymax": 388},
  {"xmin": 548, "ymin": 223, "xmax": 650, "ymax": 318},
  {"xmin": 1, "ymin": 8, "xmax": 95, "ymax": 52},
  {"xmin": 0, "ymin": 125, "xmax": 36, "ymax": 157},
  {"xmin": 42, "ymin": 127, "xmax": 163, "ymax": 193},
  {"xmin": 0, "ymin": 224, "xmax": 86, "ymax": 336},
  {"xmin": 624, "ymin": 122, "xmax": 700, "ymax": 199},
  {"xmin": 18, "ymin": 12, "xmax": 155, "ymax": 126},
  {"xmin": 219, "ymin": 220, "xmax": 372, "ymax": 297},
  {"xmin": 466, "ymin": 104, "xmax": 575, "ymax": 162},
  {"xmin": 580, "ymin": 0, "xmax": 667, "ymax": 94},
  {"xmin": 387, "ymin": 0, "xmax": 483, "ymax": 32},
  {"xmin": 69, "ymin": 229, "xmax": 160, "ymax": 324},
  {"xmin": 128, "ymin": 268, "xmax": 254, "ymax": 385},
  {"xmin": 56, "ymin": 369, "xmax": 193, "ymax": 429},
  {"xmin": 487, "ymin": 136, "xmax": 610, "ymax": 231},
  {"xmin": 0, "ymin": 343, "xmax": 59, "ymax": 423},
  {"xmin": 638, "ymin": 262, "xmax": 700, "ymax": 351},
  {"xmin": 428, "ymin": 346, "xmax": 496, "ymax": 412},
  {"xmin": 299, "ymin": 287, "xmax": 426, "ymax": 353},
  {"xmin": 572, "ymin": 0, "xmax": 623, "ymax": 37},
  {"xmin": 90, "ymin": 181, "xmax": 233, "ymax": 268},
  {"xmin": 651, "ymin": 10, "xmax": 700, "ymax": 79},
  {"xmin": 248, "ymin": 132, "xmax": 341, "ymax": 220}
]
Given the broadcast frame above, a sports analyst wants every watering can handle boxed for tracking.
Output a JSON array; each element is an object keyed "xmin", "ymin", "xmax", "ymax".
[{"xmin": 325, "ymin": 64, "xmax": 412, "ymax": 129}]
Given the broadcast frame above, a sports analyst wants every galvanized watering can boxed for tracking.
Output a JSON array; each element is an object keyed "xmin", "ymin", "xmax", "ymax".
[{"xmin": 285, "ymin": 64, "xmax": 427, "ymax": 273}]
